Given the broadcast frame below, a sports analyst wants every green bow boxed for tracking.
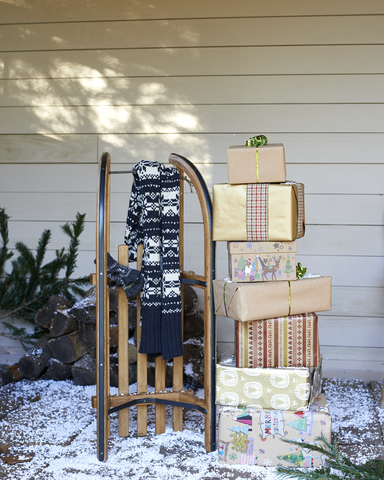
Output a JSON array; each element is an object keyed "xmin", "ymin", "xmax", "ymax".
[
  {"xmin": 296, "ymin": 262, "xmax": 307, "ymax": 279},
  {"xmin": 245, "ymin": 135, "xmax": 268, "ymax": 147}
]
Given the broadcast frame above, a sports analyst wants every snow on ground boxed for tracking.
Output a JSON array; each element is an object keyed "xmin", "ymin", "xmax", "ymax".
[
  {"xmin": 0, "ymin": 380, "xmax": 279, "ymax": 479},
  {"xmin": 1, "ymin": 378, "xmax": 383, "ymax": 479}
]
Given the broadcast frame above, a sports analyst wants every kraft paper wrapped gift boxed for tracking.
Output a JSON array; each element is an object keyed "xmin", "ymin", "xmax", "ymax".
[
  {"xmin": 215, "ymin": 359, "xmax": 322, "ymax": 411},
  {"xmin": 218, "ymin": 393, "xmax": 331, "ymax": 467},
  {"xmin": 212, "ymin": 182, "xmax": 305, "ymax": 242},
  {"xmin": 228, "ymin": 241, "xmax": 297, "ymax": 282},
  {"xmin": 227, "ymin": 143, "xmax": 286, "ymax": 184},
  {"xmin": 213, "ymin": 275, "xmax": 332, "ymax": 322},
  {"xmin": 235, "ymin": 313, "xmax": 320, "ymax": 368}
]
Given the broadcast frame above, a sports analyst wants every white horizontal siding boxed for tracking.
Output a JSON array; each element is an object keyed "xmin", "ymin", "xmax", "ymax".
[
  {"xmin": 2, "ymin": 104, "xmax": 384, "ymax": 134},
  {"xmin": 2, "ymin": 0, "xmax": 384, "ymax": 24},
  {"xmin": 2, "ymin": 16, "xmax": 384, "ymax": 52},
  {"xmin": 2, "ymin": 133, "xmax": 384, "ymax": 165},
  {"xmin": 2, "ymin": 46, "xmax": 384, "ymax": 80},
  {"xmin": 3, "ymin": 75, "xmax": 384, "ymax": 107},
  {"xmin": 0, "ymin": 1, "xmax": 383, "ymax": 379}
]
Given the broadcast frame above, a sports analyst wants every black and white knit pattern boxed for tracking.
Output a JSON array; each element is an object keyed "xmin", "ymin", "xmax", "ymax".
[{"xmin": 124, "ymin": 160, "xmax": 183, "ymax": 360}]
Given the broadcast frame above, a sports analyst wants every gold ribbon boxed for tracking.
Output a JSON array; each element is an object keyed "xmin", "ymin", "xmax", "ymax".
[
  {"xmin": 243, "ymin": 322, "xmax": 249, "ymax": 368},
  {"xmin": 245, "ymin": 135, "xmax": 268, "ymax": 183},
  {"xmin": 223, "ymin": 282, "xmax": 228, "ymax": 316},
  {"xmin": 288, "ymin": 280, "xmax": 291, "ymax": 315}
]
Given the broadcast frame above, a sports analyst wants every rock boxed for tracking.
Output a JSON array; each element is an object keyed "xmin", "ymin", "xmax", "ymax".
[
  {"xmin": 7, "ymin": 363, "xmax": 23, "ymax": 382},
  {"xmin": 44, "ymin": 358, "xmax": 72, "ymax": 381},
  {"xmin": 71, "ymin": 354, "xmax": 97, "ymax": 386},
  {"xmin": 183, "ymin": 285, "xmax": 198, "ymax": 313},
  {"xmin": 18, "ymin": 344, "xmax": 52, "ymax": 380},
  {"xmin": 128, "ymin": 343, "xmax": 137, "ymax": 364},
  {"xmin": 147, "ymin": 363, "xmax": 173, "ymax": 388},
  {"xmin": 34, "ymin": 305, "xmax": 55, "ymax": 329},
  {"xmin": 0, "ymin": 365, "xmax": 13, "ymax": 386},
  {"xmin": 109, "ymin": 288, "xmax": 118, "ymax": 312},
  {"xmin": 47, "ymin": 331, "xmax": 88, "ymax": 364},
  {"xmin": 183, "ymin": 338, "xmax": 205, "ymax": 388},
  {"xmin": 128, "ymin": 301, "xmax": 138, "ymax": 335},
  {"xmin": 47, "ymin": 294, "xmax": 73, "ymax": 311},
  {"xmin": 183, "ymin": 309, "xmax": 204, "ymax": 341},
  {"xmin": 109, "ymin": 325, "xmax": 119, "ymax": 349},
  {"xmin": 110, "ymin": 363, "xmax": 137, "ymax": 387},
  {"xmin": 48, "ymin": 311, "xmax": 79, "ymax": 338}
]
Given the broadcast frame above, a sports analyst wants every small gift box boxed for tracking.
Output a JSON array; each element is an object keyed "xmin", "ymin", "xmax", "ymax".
[
  {"xmin": 235, "ymin": 313, "xmax": 320, "ymax": 368},
  {"xmin": 228, "ymin": 241, "xmax": 297, "ymax": 282},
  {"xmin": 218, "ymin": 393, "xmax": 332, "ymax": 467},
  {"xmin": 215, "ymin": 359, "xmax": 322, "ymax": 411},
  {"xmin": 213, "ymin": 275, "xmax": 332, "ymax": 322},
  {"xmin": 212, "ymin": 182, "xmax": 305, "ymax": 242},
  {"xmin": 227, "ymin": 143, "xmax": 286, "ymax": 184}
]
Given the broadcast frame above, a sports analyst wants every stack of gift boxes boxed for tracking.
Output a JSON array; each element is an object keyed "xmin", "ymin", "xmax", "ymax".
[{"xmin": 211, "ymin": 137, "xmax": 333, "ymax": 468}]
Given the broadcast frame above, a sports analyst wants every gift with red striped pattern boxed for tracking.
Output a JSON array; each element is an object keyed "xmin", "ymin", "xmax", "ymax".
[{"xmin": 235, "ymin": 313, "xmax": 320, "ymax": 368}]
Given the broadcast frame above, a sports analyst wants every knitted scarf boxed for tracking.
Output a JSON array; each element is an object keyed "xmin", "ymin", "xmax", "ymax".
[{"xmin": 124, "ymin": 160, "xmax": 183, "ymax": 360}]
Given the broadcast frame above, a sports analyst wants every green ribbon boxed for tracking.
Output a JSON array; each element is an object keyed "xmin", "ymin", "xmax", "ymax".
[
  {"xmin": 245, "ymin": 135, "xmax": 268, "ymax": 183},
  {"xmin": 296, "ymin": 262, "xmax": 307, "ymax": 279}
]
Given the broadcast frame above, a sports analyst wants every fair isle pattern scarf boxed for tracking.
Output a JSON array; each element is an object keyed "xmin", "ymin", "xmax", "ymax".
[{"xmin": 124, "ymin": 160, "xmax": 183, "ymax": 360}]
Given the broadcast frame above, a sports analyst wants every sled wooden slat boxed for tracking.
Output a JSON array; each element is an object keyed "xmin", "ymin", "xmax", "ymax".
[
  {"xmin": 155, "ymin": 356, "xmax": 166, "ymax": 434},
  {"xmin": 117, "ymin": 244, "xmax": 129, "ymax": 437},
  {"xmin": 92, "ymin": 152, "xmax": 216, "ymax": 462},
  {"xmin": 135, "ymin": 244, "xmax": 148, "ymax": 437}
]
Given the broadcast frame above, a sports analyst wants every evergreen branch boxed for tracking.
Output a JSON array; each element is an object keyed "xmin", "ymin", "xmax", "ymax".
[
  {"xmin": 0, "ymin": 207, "xmax": 13, "ymax": 276},
  {"xmin": 0, "ymin": 208, "xmax": 90, "ymax": 345},
  {"xmin": 61, "ymin": 212, "xmax": 86, "ymax": 278},
  {"xmin": 277, "ymin": 434, "xmax": 384, "ymax": 480},
  {"xmin": 35, "ymin": 229, "xmax": 51, "ymax": 271}
]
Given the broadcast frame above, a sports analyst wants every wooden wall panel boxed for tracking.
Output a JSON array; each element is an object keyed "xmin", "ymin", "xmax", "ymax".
[
  {"xmin": 3, "ymin": 46, "xmax": 384, "ymax": 80},
  {"xmin": 2, "ymin": 0, "xmax": 384, "ymax": 24},
  {"xmin": 2, "ymin": 16, "xmax": 384, "ymax": 52},
  {"xmin": 3, "ymin": 75, "xmax": 384, "ymax": 107},
  {"xmin": 0, "ymin": 134, "xmax": 97, "ymax": 163},
  {"xmin": 295, "ymin": 255, "xmax": 384, "ymax": 287},
  {"xmin": 98, "ymin": 133, "xmax": 384, "ymax": 165},
  {"xmin": 318, "ymin": 317, "xmax": 384, "ymax": 348},
  {"xmin": 2, "ymin": 104, "xmax": 384, "ymax": 134},
  {"xmin": 1, "ymin": 1, "xmax": 383, "ymax": 378}
]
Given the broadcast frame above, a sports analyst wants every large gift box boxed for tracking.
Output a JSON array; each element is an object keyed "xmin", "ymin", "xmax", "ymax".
[
  {"xmin": 215, "ymin": 360, "xmax": 322, "ymax": 411},
  {"xmin": 235, "ymin": 313, "xmax": 320, "ymax": 368},
  {"xmin": 218, "ymin": 393, "xmax": 331, "ymax": 467},
  {"xmin": 228, "ymin": 241, "xmax": 297, "ymax": 282},
  {"xmin": 212, "ymin": 182, "xmax": 305, "ymax": 242},
  {"xmin": 227, "ymin": 143, "xmax": 286, "ymax": 184},
  {"xmin": 213, "ymin": 275, "xmax": 332, "ymax": 322}
]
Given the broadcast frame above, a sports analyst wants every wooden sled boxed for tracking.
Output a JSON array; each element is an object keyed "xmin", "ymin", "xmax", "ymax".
[{"xmin": 91, "ymin": 152, "xmax": 216, "ymax": 461}]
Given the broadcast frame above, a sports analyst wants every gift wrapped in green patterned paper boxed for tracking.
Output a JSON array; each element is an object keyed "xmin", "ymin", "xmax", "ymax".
[{"xmin": 215, "ymin": 358, "xmax": 322, "ymax": 411}]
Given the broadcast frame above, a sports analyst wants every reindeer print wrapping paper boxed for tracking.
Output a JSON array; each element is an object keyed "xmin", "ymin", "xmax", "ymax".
[
  {"xmin": 217, "ymin": 393, "xmax": 331, "ymax": 467},
  {"xmin": 235, "ymin": 313, "xmax": 320, "ymax": 368},
  {"xmin": 228, "ymin": 241, "xmax": 297, "ymax": 282},
  {"xmin": 215, "ymin": 360, "xmax": 322, "ymax": 411}
]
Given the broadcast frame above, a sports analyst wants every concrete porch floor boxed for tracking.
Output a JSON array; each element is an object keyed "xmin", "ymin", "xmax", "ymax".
[{"xmin": 0, "ymin": 378, "xmax": 383, "ymax": 479}]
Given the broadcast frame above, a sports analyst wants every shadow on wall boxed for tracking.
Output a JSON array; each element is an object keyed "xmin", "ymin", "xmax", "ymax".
[{"xmin": 0, "ymin": 3, "xmax": 219, "ymax": 163}]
